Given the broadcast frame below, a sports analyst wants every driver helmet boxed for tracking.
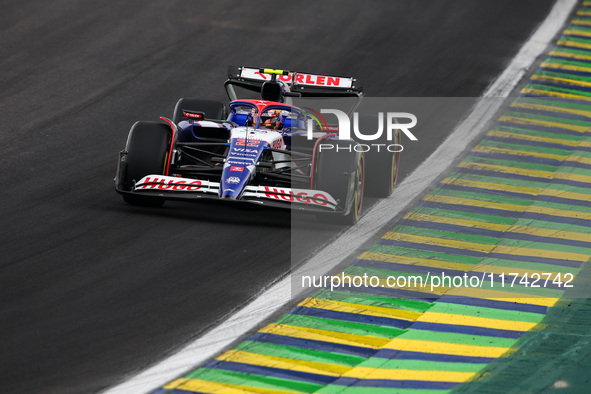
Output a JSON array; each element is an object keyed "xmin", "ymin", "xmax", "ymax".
[{"xmin": 267, "ymin": 110, "xmax": 282, "ymax": 129}]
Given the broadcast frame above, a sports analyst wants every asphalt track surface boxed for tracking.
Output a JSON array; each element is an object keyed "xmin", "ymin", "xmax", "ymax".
[{"xmin": 0, "ymin": 1, "xmax": 555, "ymax": 393}]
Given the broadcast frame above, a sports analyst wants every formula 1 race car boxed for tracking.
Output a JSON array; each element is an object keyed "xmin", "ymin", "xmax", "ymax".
[{"xmin": 115, "ymin": 66, "xmax": 400, "ymax": 224}]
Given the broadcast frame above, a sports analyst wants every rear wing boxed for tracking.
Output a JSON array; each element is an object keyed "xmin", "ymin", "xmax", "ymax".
[{"xmin": 225, "ymin": 65, "xmax": 363, "ymax": 100}]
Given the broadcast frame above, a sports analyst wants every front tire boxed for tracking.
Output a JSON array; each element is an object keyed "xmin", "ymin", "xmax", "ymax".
[
  {"xmin": 314, "ymin": 141, "xmax": 365, "ymax": 225},
  {"xmin": 121, "ymin": 121, "xmax": 170, "ymax": 207}
]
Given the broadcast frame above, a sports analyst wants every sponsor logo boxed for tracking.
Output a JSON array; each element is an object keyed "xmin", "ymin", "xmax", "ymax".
[
  {"xmin": 183, "ymin": 111, "xmax": 204, "ymax": 119},
  {"xmin": 229, "ymin": 152, "xmax": 258, "ymax": 157},
  {"xmin": 230, "ymin": 166, "xmax": 244, "ymax": 172},
  {"xmin": 235, "ymin": 138, "xmax": 263, "ymax": 146},
  {"xmin": 271, "ymin": 139, "xmax": 283, "ymax": 149},
  {"xmin": 293, "ymin": 73, "xmax": 350, "ymax": 88},
  {"xmin": 139, "ymin": 177, "xmax": 201, "ymax": 191},
  {"xmin": 226, "ymin": 176, "xmax": 241, "ymax": 184},
  {"xmin": 227, "ymin": 160, "xmax": 252, "ymax": 165},
  {"xmin": 263, "ymin": 187, "xmax": 329, "ymax": 206},
  {"xmin": 240, "ymin": 68, "xmax": 352, "ymax": 88}
]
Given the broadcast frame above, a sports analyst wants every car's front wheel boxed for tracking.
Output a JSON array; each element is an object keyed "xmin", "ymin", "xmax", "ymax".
[
  {"xmin": 314, "ymin": 141, "xmax": 365, "ymax": 225},
  {"xmin": 120, "ymin": 121, "xmax": 171, "ymax": 207}
]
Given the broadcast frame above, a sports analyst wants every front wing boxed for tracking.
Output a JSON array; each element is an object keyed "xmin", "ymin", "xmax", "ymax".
[{"xmin": 117, "ymin": 175, "xmax": 339, "ymax": 212}]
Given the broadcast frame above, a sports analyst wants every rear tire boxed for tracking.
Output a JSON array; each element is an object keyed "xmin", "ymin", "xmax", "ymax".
[
  {"xmin": 121, "ymin": 121, "xmax": 170, "ymax": 207},
  {"xmin": 172, "ymin": 98, "xmax": 226, "ymax": 123},
  {"xmin": 365, "ymin": 145, "xmax": 400, "ymax": 197},
  {"xmin": 355, "ymin": 114, "xmax": 400, "ymax": 198}
]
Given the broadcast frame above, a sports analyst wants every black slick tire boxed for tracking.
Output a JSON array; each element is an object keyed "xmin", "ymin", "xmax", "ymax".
[{"xmin": 121, "ymin": 121, "xmax": 170, "ymax": 207}]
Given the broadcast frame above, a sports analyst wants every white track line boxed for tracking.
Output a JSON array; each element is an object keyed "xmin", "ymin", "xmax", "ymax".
[{"xmin": 103, "ymin": 1, "xmax": 577, "ymax": 392}]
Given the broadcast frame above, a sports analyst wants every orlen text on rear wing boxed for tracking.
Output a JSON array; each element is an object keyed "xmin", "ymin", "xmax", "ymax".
[{"xmin": 225, "ymin": 65, "xmax": 363, "ymax": 100}]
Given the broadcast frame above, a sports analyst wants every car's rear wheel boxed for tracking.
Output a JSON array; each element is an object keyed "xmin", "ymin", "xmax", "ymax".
[
  {"xmin": 364, "ymin": 129, "xmax": 400, "ymax": 197},
  {"xmin": 343, "ymin": 154, "xmax": 365, "ymax": 224},
  {"xmin": 121, "ymin": 121, "xmax": 170, "ymax": 207},
  {"xmin": 172, "ymin": 98, "xmax": 226, "ymax": 123},
  {"xmin": 314, "ymin": 141, "xmax": 365, "ymax": 225}
]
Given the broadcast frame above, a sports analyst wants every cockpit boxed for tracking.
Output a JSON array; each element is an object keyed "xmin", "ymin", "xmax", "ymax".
[{"xmin": 227, "ymin": 101, "xmax": 308, "ymax": 132}]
